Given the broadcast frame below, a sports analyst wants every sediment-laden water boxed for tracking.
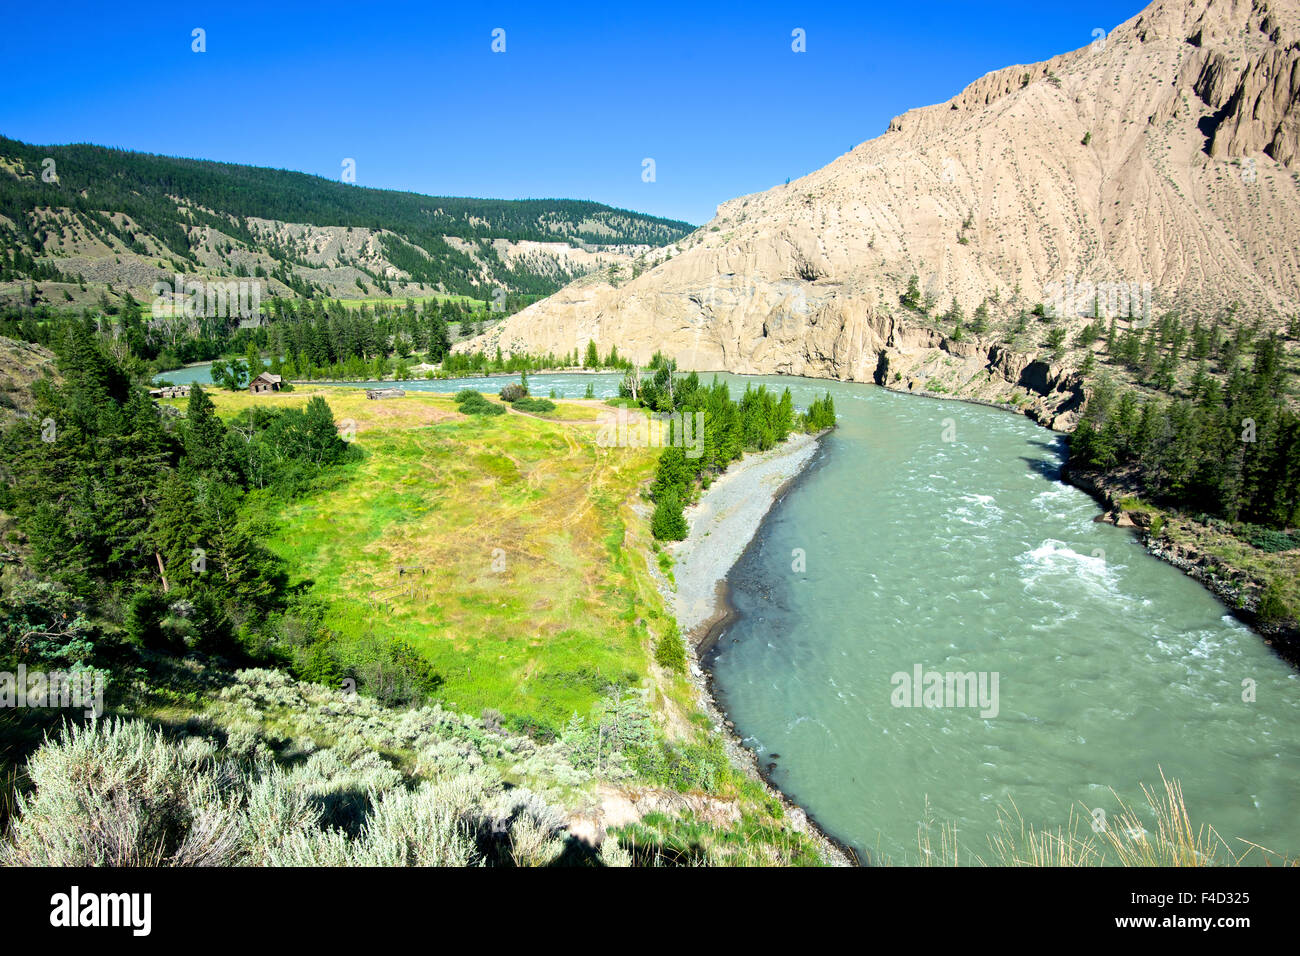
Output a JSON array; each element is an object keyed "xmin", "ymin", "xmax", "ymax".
[{"xmin": 706, "ymin": 375, "xmax": 1300, "ymax": 864}]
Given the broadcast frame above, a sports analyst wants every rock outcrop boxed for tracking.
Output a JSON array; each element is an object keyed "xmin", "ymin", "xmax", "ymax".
[{"xmin": 459, "ymin": 0, "xmax": 1300, "ymax": 426}]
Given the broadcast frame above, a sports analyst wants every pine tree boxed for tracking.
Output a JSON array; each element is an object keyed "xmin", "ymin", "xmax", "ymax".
[
  {"xmin": 149, "ymin": 469, "xmax": 205, "ymax": 592},
  {"xmin": 776, "ymin": 388, "xmax": 795, "ymax": 439},
  {"xmin": 901, "ymin": 275, "xmax": 921, "ymax": 310},
  {"xmin": 183, "ymin": 386, "xmax": 230, "ymax": 475},
  {"xmin": 651, "ymin": 487, "xmax": 689, "ymax": 541},
  {"xmin": 652, "ymin": 448, "xmax": 693, "ymax": 501},
  {"xmin": 245, "ymin": 341, "xmax": 263, "ymax": 377}
]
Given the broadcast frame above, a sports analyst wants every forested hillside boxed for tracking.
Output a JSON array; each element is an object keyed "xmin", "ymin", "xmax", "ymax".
[{"xmin": 0, "ymin": 135, "xmax": 692, "ymax": 305}]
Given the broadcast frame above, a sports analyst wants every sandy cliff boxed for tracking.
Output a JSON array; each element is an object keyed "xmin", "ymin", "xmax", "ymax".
[{"xmin": 460, "ymin": 0, "xmax": 1300, "ymax": 427}]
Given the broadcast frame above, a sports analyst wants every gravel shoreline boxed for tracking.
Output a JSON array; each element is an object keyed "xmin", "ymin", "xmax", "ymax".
[
  {"xmin": 656, "ymin": 429, "xmax": 856, "ymax": 865},
  {"xmin": 668, "ymin": 431, "xmax": 821, "ymax": 645}
]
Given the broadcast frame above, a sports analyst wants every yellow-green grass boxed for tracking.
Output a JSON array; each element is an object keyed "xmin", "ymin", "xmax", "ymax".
[
  {"xmin": 331, "ymin": 293, "xmax": 486, "ymax": 310},
  {"xmin": 1161, "ymin": 514, "xmax": 1300, "ymax": 618},
  {"xmin": 510, "ymin": 400, "xmax": 607, "ymax": 422},
  {"xmin": 204, "ymin": 387, "xmax": 675, "ymax": 733}
]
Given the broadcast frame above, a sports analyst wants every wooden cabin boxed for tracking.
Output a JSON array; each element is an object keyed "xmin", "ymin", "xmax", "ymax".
[
  {"xmin": 248, "ymin": 372, "xmax": 282, "ymax": 395},
  {"xmin": 149, "ymin": 385, "xmax": 191, "ymax": 399}
]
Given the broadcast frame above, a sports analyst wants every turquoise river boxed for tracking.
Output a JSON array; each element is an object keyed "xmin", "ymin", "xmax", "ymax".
[{"xmin": 159, "ymin": 366, "xmax": 1300, "ymax": 862}]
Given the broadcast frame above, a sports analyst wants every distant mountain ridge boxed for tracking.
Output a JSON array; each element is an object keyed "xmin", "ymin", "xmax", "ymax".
[{"xmin": 0, "ymin": 135, "xmax": 692, "ymax": 305}]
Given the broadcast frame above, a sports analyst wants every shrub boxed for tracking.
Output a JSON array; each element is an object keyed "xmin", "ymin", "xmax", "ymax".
[
  {"xmin": 1, "ymin": 711, "xmax": 575, "ymax": 868},
  {"xmin": 1258, "ymin": 579, "xmax": 1293, "ymax": 623},
  {"xmin": 513, "ymin": 397, "xmax": 556, "ymax": 413},
  {"xmin": 455, "ymin": 392, "xmax": 506, "ymax": 417},
  {"xmin": 654, "ymin": 619, "xmax": 687, "ymax": 672},
  {"xmin": 632, "ymin": 736, "xmax": 730, "ymax": 793},
  {"xmin": 296, "ymin": 638, "xmax": 344, "ymax": 688},
  {"xmin": 1238, "ymin": 524, "xmax": 1300, "ymax": 553},
  {"xmin": 125, "ymin": 587, "xmax": 170, "ymax": 649},
  {"xmin": 498, "ymin": 383, "xmax": 528, "ymax": 402},
  {"xmin": 0, "ymin": 719, "xmax": 243, "ymax": 866},
  {"xmin": 0, "ymin": 579, "xmax": 98, "ymax": 666}
]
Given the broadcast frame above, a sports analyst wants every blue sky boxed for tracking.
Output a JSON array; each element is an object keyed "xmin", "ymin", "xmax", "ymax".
[{"xmin": 0, "ymin": 0, "xmax": 1148, "ymax": 225}]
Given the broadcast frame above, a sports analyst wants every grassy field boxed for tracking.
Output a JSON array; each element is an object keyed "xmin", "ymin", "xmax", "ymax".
[
  {"xmin": 201, "ymin": 387, "xmax": 675, "ymax": 734},
  {"xmin": 1, "ymin": 383, "xmax": 831, "ymax": 867},
  {"xmin": 331, "ymin": 293, "xmax": 487, "ymax": 311},
  {"xmin": 509, "ymin": 399, "xmax": 608, "ymax": 422}
]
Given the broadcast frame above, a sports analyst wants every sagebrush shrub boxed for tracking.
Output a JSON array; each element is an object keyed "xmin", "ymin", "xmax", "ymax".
[
  {"xmin": 0, "ymin": 719, "xmax": 243, "ymax": 867},
  {"xmin": 2, "ymin": 704, "xmax": 578, "ymax": 867},
  {"xmin": 498, "ymin": 383, "xmax": 528, "ymax": 402}
]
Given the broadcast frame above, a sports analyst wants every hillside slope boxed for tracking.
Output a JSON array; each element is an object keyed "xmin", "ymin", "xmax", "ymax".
[
  {"xmin": 0, "ymin": 336, "xmax": 55, "ymax": 425},
  {"xmin": 0, "ymin": 136, "xmax": 691, "ymax": 308},
  {"xmin": 464, "ymin": 0, "xmax": 1300, "ymax": 425}
]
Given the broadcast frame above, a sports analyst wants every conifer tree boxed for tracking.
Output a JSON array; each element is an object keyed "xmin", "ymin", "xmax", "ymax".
[
  {"xmin": 183, "ymin": 387, "xmax": 226, "ymax": 466},
  {"xmin": 651, "ymin": 487, "xmax": 688, "ymax": 541}
]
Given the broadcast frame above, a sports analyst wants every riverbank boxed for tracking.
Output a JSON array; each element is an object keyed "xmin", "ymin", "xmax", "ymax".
[
  {"xmin": 643, "ymin": 371, "xmax": 1300, "ymax": 863},
  {"xmin": 668, "ymin": 430, "xmax": 821, "ymax": 645},
  {"xmin": 1064, "ymin": 465, "xmax": 1300, "ymax": 665},
  {"xmin": 650, "ymin": 428, "xmax": 856, "ymax": 865}
]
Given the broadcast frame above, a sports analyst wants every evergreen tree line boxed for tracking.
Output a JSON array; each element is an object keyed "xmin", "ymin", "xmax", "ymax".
[
  {"xmin": 0, "ymin": 247, "xmax": 77, "ymax": 284},
  {"xmin": 618, "ymin": 359, "xmax": 836, "ymax": 540},
  {"xmin": 1096, "ymin": 310, "xmax": 1284, "ymax": 397},
  {"xmin": 0, "ymin": 135, "xmax": 692, "ymax": 295},
  {"xmin": 440, "ymin": 341, "xmax": 637, "ymax": 377},
  {"xmin": 896, "ymin": 274, "xmax": 1300, "ymax": 531},
  {"xmin": 0, "ymin": 134, "xmax": 693, "ymax": 247},
  {"xmin": 0, "ymin": 294, "xmax": 515, "ymax": 376},
  {"xmin": 1069, "ymin": 333, "xmax": 1300, "ymax": 528}
]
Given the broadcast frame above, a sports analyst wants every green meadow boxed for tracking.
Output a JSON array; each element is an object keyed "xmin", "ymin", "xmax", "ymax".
[{"xmin": 208, "ymin": 387, "xmax": 675, "ymax": 733}]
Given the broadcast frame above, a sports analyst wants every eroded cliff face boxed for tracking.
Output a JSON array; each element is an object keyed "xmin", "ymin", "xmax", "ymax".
[
  {"xmin": 460, "ymin": 0, "xmax": 1300, "ymax": 426},
  {"xmin": 1190, "ymin": 0, "xmax": 1300, "ymax": 167}
]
